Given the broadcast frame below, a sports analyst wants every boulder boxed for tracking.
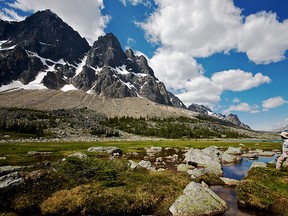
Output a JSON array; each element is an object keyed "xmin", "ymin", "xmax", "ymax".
[
  {"xmin": 221, "ymin": 152, "xmax": 241, "ymax": 164},
  {"xmin": 87, "ymin": 147, "xmax": 122, "ymax": 154},
  {"xmin": 249, "ymin": 162, "xmax": 267, "ymax": 170},
  {"xmin": 187, "ymin": 168, "xmax": 210, "ymax": 179},
  {"xmin": 169, "ymin": 181, "xmax": 228, "ymax": 216},
  {"xmin": 177, "ymin": 164, "xmax": 194, "ymax": 172},
  {"xmin": 0, "ymin": 165, "xmax": 23, "ymax": 176},
  {"xmin": 145, "ymin": 146, "xmax": 162, "ymax": 154},
  {"xmin": 27, "ymin": 151, "xmax": 52, "ymax": 157},
  {"xmin": 128, "ymin": 160, "xmax": 138, "ymax": 169},
  {"xmin": 241, "ymin": 153, "xmax": 258, "ymax": 159},
  {"xmin": 67, "ymin": 152, "xmax": 88, "ymax": 160},
  {"xmin": 0, "ymin": 171, "xmax": 23, "ymax": 189},
  {"xmin": 137, "ymin": 160, "xmax": 155, "ymax": 171},
  {"xmin": 184, "ymin": 147, "xmax": 223, "ymax": 176},
  {"xmin": 220, "ymin": 177, "xmax": 239, "ymax": 186},
  {"xmin": 225, "ymin": 147, "xmax": 242, "ymax": 155}
]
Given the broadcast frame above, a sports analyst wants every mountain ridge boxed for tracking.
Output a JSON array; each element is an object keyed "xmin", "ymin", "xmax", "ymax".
[
  {"xmin": 0, "ymin": 9, "xmax": 251, "ymax": 130},
  {"xmin": 0, "ymin": 10, "xmax": 185, "ymax": 108}
]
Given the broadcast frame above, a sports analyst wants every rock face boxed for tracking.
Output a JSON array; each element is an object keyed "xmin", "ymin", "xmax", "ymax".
[
  {"xmin": 184, "ymin": 146, "xmax": 223, "ymax": 176},
  {"xmin": 170, "ymin": 181, "xmax": 228, "ymax": 216},
  {"xmin": 0, "ymin": 10, "xmax": 185, "ymax": 108},
  {"xmin": 73, "ymin": 33, "xmax": 185, "ymax": 108}
]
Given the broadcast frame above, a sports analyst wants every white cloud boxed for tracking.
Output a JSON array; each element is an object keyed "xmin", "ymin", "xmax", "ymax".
[
  {"xmin": 149, "ymin": 48, "xmax": 204, "ymax": 90},
  {"xmin": 211, "ymin": 69, "xmax": 271, "ymax": 91},
  {"xmin": 176, "ymin": 76, "xmax": 222, "ymax": 107},
  {"xmin": 149, "ymin": 51, "xmax": 271, "ymax": 107},
  {"xmin": 0, "ymin": 8, "xmax": 25, "ymax": 21},
  {"xmin": 262, "ymin": 96, "xmax": 287, "ymax": 110},
  {"xmin": 224, "ymin": 102, "xmax": 259, "ymax": 114},
  {"xmin": 237, "ymin": 12, "xmax": 288, "ymax": 64},
  {"xmin": 141, "ymin": 0, "xmax": 288, "ymax": 64},
  {"xmin": 7, "ymin": 0, "xmax": 110, "ymax": 43},
  {"xmin": 120, "ymin": 0, "xmax": 152, "ymax": 7}
]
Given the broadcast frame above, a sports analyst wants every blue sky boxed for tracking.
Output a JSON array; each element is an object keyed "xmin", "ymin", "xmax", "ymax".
[{"xmin": 0, "ymin": 0, "xmax": 287, "ymax": 131}]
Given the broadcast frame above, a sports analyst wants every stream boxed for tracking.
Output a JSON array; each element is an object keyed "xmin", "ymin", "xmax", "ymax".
[{"xmin": 212, "ymin": 155, "xmax": 278, "ymax": 216}]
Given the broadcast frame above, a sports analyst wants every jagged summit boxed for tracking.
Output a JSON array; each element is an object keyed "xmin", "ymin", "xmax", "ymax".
[
  {"xmin": 0, "ymin": 9, "xmax": 90, "ymax": 64},
  {"xmin": 0, "ymin": 10, "xmax": 185, "ymax": 108},
  {"xmin": 188, "ymin": 103, "xmax": 251, "ymax": 129}
]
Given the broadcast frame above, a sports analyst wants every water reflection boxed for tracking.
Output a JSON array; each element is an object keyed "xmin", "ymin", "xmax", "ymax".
[{"xmin": 223, "ymin": 155, "xmax": 278, "ymax": 180}]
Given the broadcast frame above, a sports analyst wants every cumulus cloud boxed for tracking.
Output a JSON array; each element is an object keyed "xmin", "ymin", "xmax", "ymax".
[
  {"xmin": 141, "ymin": 0, "xmax": 288, "ymax": 64},
  {"xmin": 211, "ymin": 69, "xmax": 271, "ymax": 91},
  {"xmin": 237, "ymin": 12, "xmax": 288, "ymax": 64},
  {"xmin": 224, "ymin": 102, "xmax": 259, "ymax": 114},
  {"xmin": 120, "ymin": 0, "xmax": 152, "ymax": 7},
  {"xmin": 176, "ymin": 76, "xmax": 222, "ymax": 107},
  {"xmin": 262, "ymin": 96, "xmax": 287, "ymax": 111},
  {"xmin": 6, "ymin": 0, "xmax": 110, "ymax": 43},
  {"xmin": 149, "ymin": 48, "xmax": 204, "ymax": 90}
]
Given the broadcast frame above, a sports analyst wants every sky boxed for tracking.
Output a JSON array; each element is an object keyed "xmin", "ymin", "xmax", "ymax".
[{"xmin": 0, "ymin": 0, "xmax": 287, "ymax": 131}]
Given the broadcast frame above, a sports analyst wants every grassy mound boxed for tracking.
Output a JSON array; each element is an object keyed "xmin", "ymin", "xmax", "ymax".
[{"xmin": 236, "ymin": 166, "xmax": 288, "ymax": 215}]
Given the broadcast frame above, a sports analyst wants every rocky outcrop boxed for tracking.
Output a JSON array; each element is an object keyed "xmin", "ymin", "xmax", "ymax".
[
  {"xmin": 0, "ymin": 10, "xmax": 185, "ymax": 108},
  {"xmin": 169, "ymin": 181, "xmax": 228, "ymax": 216},
  {"xmin": 184, "ymin": 146, "xmax": 223, "ymax": 176},
  {"xmin": 188, "ymin": 104, "xmax": 212, "ymax": 115},
  {"xmin": 0, "ymin": 10, "xmax": 90, "ymax": 64},
  {"xmin": 74, "ymin": 33, "xmax": 186, "ymax": 108}
]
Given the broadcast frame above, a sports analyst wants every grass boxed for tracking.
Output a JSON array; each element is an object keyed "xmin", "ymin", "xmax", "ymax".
[
  {"xmin": 0, "ymin": 156, "xmax": 190, "ymax": 216},
  {"xmin": 236, "ymin": 166, "xmax": 288, "ymax": 215},
  {"xmin": 0, "ymin": 139, "xmax": 281, "ymax": 166}
]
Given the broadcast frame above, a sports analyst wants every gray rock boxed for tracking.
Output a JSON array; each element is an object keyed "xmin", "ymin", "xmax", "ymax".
[
  {"xmin": 249, "ymin": 162, "xmax": 267, "ymax": 170},
  {"xmin": 169, "ymin": 181, "xmax": 228, "ymax": 216},
  {"xmin": 0, "ymin": 165, "xmax": 23, "ymax": 176},
  {"xmin": 145, "ymin": 146, "xmax": 162, "ymax": 154},
  {"xmin": 220, "ymin": 177, "xmax": 239, "ymax": 186},
  {"xmin": 87, "ymin": 146, "xmax": 122, "ymax": 154},
  {"xmin": 128, "ymin": 160, "xmax": 138, "ymax": 169},
  {"xmin": 225, "ymin": 147, "xmax": 243, "ymax": 155},
  {"xmin": 27, "ymin": 151, "xmax": 52, "ymax": 157},
  {"xmin": 137, "ymin": 160, "xmax": 155, "ymax": 171},
  {"xmin": 184, "ymin": 147, "xmax": 223, "ymax": 176},
  {"xmin": 67, "ymin": 152, "xmax": 88, "ymax": 160},
  {"xmin": 0, "ymin": 172, "xmax": 23, "ymax": 189},
  {"xmin": 177, "ymin": 164, "xmax": 194, "ymax": 172},
  {"xmin": 257, "ymin": 151, "xmax": 275, "ymax": 157},
  {"xmin": 221, "ymin": 152, "xmax": 241, "ymax": 164},
  {"xmin": 241, "ymin": 153, "xmax": 258, "ymax": 159},
  {"xmin": 187, "ymin": 168, "xmax": 210, "ymax": 179}
]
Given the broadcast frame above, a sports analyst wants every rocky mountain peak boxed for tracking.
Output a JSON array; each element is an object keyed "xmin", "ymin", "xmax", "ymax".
[
  {"xmin": 0, "ymin": 9, "xmax": 90, "ymax": 64},
  {"xmin": 188, "ymin": 103, "xmax": 251, "ymax": 129},
  {"xmin": 0, "ymin": 10, "xmax": 185, "ymax": 109},
  {"xmin": 87, "ymin": 33, "xmax": 126, "ymax": 68}
]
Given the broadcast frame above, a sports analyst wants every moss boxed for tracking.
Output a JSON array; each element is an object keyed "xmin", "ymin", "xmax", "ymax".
[
  {"xmin": 237, "ymin": 180, "xmax": 275, "ymax": 209},
  {"xmin": 236, "ymin": 167, "xmax": 288, "ymax": 215}
]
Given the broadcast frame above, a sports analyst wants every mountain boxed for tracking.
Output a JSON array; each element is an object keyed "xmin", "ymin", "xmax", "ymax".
[
  {"xmin": 188, "ymin": 103, "xmax": 251, "ymax": 129},
  {"xmin": 0, "ymin": 10, "xmax": 185, "ymax": 108}
]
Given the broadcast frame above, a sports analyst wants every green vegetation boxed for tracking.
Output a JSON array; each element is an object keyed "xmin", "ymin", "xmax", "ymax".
[
  {"xmin": 0, "ymin": 139, "xmax": 281, "ymax": 166},
  {"xmin": 100, "ymin": 116, "xmax": 250, "ymax": 139},
  {"xmin": 236, "ymin": 166, "xmax": 288, "ymax": 215},
  {"xmin": 0, "ymin": 157, "xmax": 190, "ymax": 216}
]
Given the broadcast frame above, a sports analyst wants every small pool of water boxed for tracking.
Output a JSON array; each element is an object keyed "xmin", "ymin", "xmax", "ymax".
[
  {"xmin": 212, "ymin": 154, "xmax": 279, "ymax": 216},
  {"xmin": 223, "ymin": 155, "xmax": 278, "ymax": 180}
]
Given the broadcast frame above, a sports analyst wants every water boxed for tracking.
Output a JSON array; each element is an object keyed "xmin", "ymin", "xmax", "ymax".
[
  {"xmin": 212, "ymin": 155, "xmax": 279, "ymax": 216},
  {"xmin": 223, "ymin": 155, "xmax": 278, "ymax": 180}
]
